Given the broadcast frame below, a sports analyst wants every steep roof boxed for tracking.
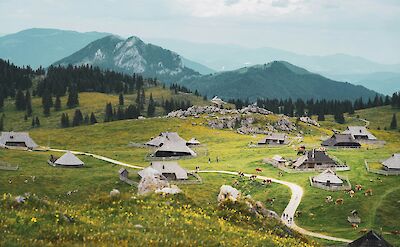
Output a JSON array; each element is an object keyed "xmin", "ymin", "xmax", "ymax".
[
  {"xmin": 145, "ymin": 132, "xmax": 187, "ymax": 147},
  {"xmin": 150, "ymin": 161, "xmax": 188, "ymax": 180},
  {"xmin": 293, "ymin": 150, "xmax": 337, "ymax": 168},
  {"xmin": 155, "ymin": 140, "xmax": 197, "ymax": 156},
  {"xmin": 348, "ymin": 230, "xmax": 393, "ymax": 247},
  {"xmin": 313, "ymin": 169, "xmax": 343, "ymax": 184},
  {"xmin": 273, "ymin": 155, "xmax": 286, "ymax": 162},
  {"xmin": 259, "ymin": 133, "xmax": 286, "ymax": 143},
  {"xmin": 382, "ymin": 154, "xmax": 400, "ymax": 169},
  {"xmin": 187, "ymin": 138, "xmax": 200, "ymax": 145},
  {"xmin": 343, "ymin": 126, "xmax": 377, "ymax": 140},
  {"xmin": 0, "ymin": 131, "xmax": 38, "ymax": 149},
  {"xmin": 322, "ymin": 134, "xmax": 361, "ymax": 147},
  {"xmin": 211, "ymin": 96, "xmax": 226, "ymax": 105},
  {"xmin": 54, "ymin": 151, "xmax": 84, "ymax": 166}
]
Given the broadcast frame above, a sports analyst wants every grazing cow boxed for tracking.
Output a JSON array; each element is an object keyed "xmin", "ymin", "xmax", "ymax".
[
  {"xmin": 335, "ymin": 198, "xmax": 344, "ymax": 205},
  {"xmin": 249, "ymin": 175, "xmax": 257, "ymax": 180},
  {"xmin": 266, "ymin": 179, "xmax": 272, "ymax": 184},
  {"xmin": 349, "ymin": 190, "xmax": 355, "ymax": 198},
  {"xmin": 351, "ymin": 223, "xmax": 359, "ymax": 229},
  {"xmin": 295, "ymin": 211, "xmax": 302, "ymax": 217},
  {"xmin": 359, "ymin": 229, "xmax": 369, "ymax": 234},
  {"xmin": 390, "ymin": 230, "xmax": 400, "ymax": 235},
  {"xmin": 233, "ymin": 180, "xmax": 239, "ymax": 186},
  {"xmin": 325, "ymin": 196, "xmax": 333, "ymax": 203},
  {"xmin": 255, "ymin": 168, "xmax": 262, "ymax": 173},
  {"xmin": 364, "ymin": 189, "xmax": 373, "ymax": 196},
  {"xmin": 266, "ymin": 198, "xmax": 275, "ymax": 204},
  {"xmin": 355, "ymin": 184, "xmax": 363, "ymax": 191}
]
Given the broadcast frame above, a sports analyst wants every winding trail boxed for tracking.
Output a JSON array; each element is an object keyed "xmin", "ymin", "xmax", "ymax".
[{"xmin": 48, "ymin": 148, "xmax": 352, "ymax": 243}]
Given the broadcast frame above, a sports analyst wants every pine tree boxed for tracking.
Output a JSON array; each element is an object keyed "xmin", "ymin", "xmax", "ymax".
[
  {"xmin": 390, "ymin": 113, "xmax": 397, "ymax": 129},
  {"xmin": 42, "ymin": 89, "xmax": 52, "ymax": 116},
  {"xmin": 25, "ymin": 91, "xmax": 32, "ymax": 117},
  {"xmin": 0, "ymin": 114, "xmax": 4, "ymax": 131},
  {"xmin": 84, "ymin": 114, "xmax": 89, "ymax": 125},
  {"xmin": 31, "ymin": 117, "xmax": 35, "ymax": 128},
  {"xmin": 104, "ymin": 103, "xmax": 113, "ymax": 122},
  {"xmin": 15, "ymin": 89, "xmax": 26, "ymax": 110},
  {"xmin": 35, "ymin": 117, "xmax": 40, "ymax": 127},
  {"xmin": 90, "ymin": 112, "xmax": 98, "ymax": 125},
  {"xmin": 72, "ymin": 109, "xmax": 83, "ymax": 127},
  {"xmin": 147, "ymin": 93, "xmax": 156, "ymax": 117},
  {"xmin": 119, "ymin": 93, "xmax": 124, "ymax": 106},
  {"xmin": 54, "ymin": 95, "xmax": 61, "ymax": 111},
  {"xmin": 67, "ymin": 86, "xmax": 79, "ymax": 108}
]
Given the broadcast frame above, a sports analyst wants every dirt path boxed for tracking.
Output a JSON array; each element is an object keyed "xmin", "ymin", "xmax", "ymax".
[{"xmin": 48, "ymin": 148, "xmax": 352, "ymax": 243}]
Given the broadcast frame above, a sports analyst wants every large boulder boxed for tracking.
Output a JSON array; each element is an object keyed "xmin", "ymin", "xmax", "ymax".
[
  {"xmin": 217, "ymin": 185, "xmax": 241, "ymax": 202},
  {"xmin": 155, "ymin": 185, "xmax": 182, "ymax": 195},
  {"xmin": 137, "ymin": 169, "xmax": 170, "ymax": 195}
]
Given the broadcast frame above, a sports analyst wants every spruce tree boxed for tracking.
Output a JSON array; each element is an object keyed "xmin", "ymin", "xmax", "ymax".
[
  {"xmin": 25, "ymin": 91, "xmax": 32, "ymax": 117},
  {"xmin": 35, "ymin": 117, "xmax": 40, "ymax": 127},
  {"xmin": 147, "ymin": 93, "xmax": 156, "ymax": 117},
  {"xmin": 67, "ymin": 86, "xmax": 79, "ymax": 108},
  {"xmin": 0, "ymin": 114, "xmax": 4, "ymax": 131},
  {"xmin": 119, "ymin": 93, "xmax": 124, "ymax": 106},
  {"xmin": 390, "ymin": 113, "xmax": 397, "ymax": 129},
  {"xmin": 84, "ymin": 114, "xmax": 89, "ymax": 125},
  {"xmin": 317, "ymin": 113, "xmax": 325, "ymax": 121},
  {"xmin": 54, "ymin": 95, "xmax": 61, "ymax": 111},
  {"xmin": 31, "ymin": 117, "xmax": 35, "ymax": 128},
  {"xmin": 90, "ymin": 112, "xmax": 98, "ymax": 125},
  {"xmin": 104, "ymin": 103, "xmax": 113, "ymax": 122},
  {"xmin": 42, "ymin": 89, "xmax": 52, "ymax": 116},
  {"xmin": 15, "ymin": 89, "xmax": 26, "ymax": 110},
  {"xmin": 72, "ymin": 109, "xmax": 83, "ymax": 127}
]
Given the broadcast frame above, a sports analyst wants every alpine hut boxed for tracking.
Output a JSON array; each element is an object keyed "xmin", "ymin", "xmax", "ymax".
[
  {"xmin": 348, "ymin": 230, "xmax": 393, "ymax": 247},
  {"xmin": 154, "ymin": 140, "xmax": 197, "ymax": 157},
  {"xmin": 0, "ymin": 131, "xmax": 38, "ymax": 150},
  {"xmin": 322, "ymin": 134, "xmax": 361, "ymax": 148},
  {"xmin": 293, "ymin": 149, "xmax": 341, "ymax": 170},
  {"xmin": 382, "ymin": 154, "xmax": 400, "ymax": 171},
  {"xmin": 211, "ymin": 96, "xmax": 226, "ymax": 108},
  {"xmin": 139, "ymin": 161, "xmax": 188, "ymax": 180},
  {"xmin": 311, "ymin": 169, "xmax": 343, "ymax": 187},
  {"xmin": 343, "ymin": 126, "xmax": 377, "ymax": 141},
  {"xmin": 145, "ymin": 132, "xmax": 187, "ymax": 147},
  {"xmin": 187, "ymin": 138, "xmax": 201, "ymax": 146},
  {"xmin": 53, "ymin": 151, "xmax": 84, "ymax": 168},
  {"xmin": 258, "ymin": 133, "xmax": 287, "ymax": 145}
]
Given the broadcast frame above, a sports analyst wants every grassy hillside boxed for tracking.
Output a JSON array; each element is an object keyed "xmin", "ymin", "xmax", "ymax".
[
  {"xmin": 0, "ymin": 86, "xmax": 207, "ymax": 131},
  {"xmin": 0, "ymin": 94, "xmax": 399, "ymax": 246}
]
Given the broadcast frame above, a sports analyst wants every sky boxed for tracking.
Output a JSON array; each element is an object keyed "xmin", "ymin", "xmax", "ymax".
[{"xmin": 0, "ymin": 0, "xmax": 399, "ymax": 64}]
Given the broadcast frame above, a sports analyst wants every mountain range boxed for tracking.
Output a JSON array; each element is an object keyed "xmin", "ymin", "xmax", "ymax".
[
  {"xmin": 0, "ymin": 28, "xmax": 392, "ymax": 100},
  {"xmin": 0, "ymin": 28, "xmax": 109, "ymax": 68},
  {"xmin": 180, "ymin": 61, "xmax": 378, "ymax": 101}
]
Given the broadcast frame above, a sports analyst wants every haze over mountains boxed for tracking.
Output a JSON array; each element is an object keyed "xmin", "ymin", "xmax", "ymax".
[{"xmin": 0, "ymin": 28, "xmax": 397, "ymax": 98}]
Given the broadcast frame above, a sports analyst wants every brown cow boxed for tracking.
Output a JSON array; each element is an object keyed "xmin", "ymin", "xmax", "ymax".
[
  {"xmin": 355, "ymin": 184, "xmax": 363, "ymax": 191},
  {"xmin": 335, "ymin": 198, "xmax": 344, "ymax": 205},
  {"xmin": 352, "ymin": 223, "xmax": 359, "ymax": 229},
  {"xmin": 364, "ymin": 189, "xmax": 373, "ymax": 196},
  {"xmin": 349, "ymin": 190, "xmax": 355, "ymax": 198},
  {"xmin": 255, "ymin": 168, "xmax": 262, "ymax": 173}
]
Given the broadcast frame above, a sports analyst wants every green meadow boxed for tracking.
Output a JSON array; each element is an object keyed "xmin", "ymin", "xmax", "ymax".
[{"xmin": 0, "ymin": 92, "xmax": 399, "ymax": 246}]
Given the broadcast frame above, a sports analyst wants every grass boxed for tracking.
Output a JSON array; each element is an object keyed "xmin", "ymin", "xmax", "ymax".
[{"xmin": 0, "ymin": 93, "xmax": 399, "ymax": 246}]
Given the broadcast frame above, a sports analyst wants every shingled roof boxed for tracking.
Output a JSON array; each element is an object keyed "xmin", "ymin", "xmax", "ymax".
[
  {"xmin": 187, "ymin": 138, "xmax": 201, "ymax": 145},
  {"xmin": 146, "ymin": 132, "xmax": 187, "ymax": 147},
  {"xmin": 322, "ymin": 134, "xmax": 361, "ymax": 147},
  {"xmin": 54, "ymin": 151, "xmax": 84, "ymax": 167},
  {"xmin": 0, "ymin": 131, "xmax": 38, "ymax": 149},
  {"xmin": 150, "ymin": 161, "xmax": 188, "ymax": 180},
  {"xmin": 382, "ymin": 154, "xmax": 400, "ymax": 169},
  {"xmin": 348, "ymin": 230, "xmax": 393, "ymax": 247},
  {"xmin": 155, "ymin": 140, "xmax": 197, "ymax": 157},
  {"xmin": 312, "ymin": 169, "xmax": 343, "ymax": 185},
  {"xmin": 343, "ymin": 126, "xmax": 377, "ymax": 140}
]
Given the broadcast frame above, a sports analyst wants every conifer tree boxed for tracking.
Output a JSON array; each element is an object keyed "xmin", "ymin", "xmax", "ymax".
[
  {"xmin": 25, "ymin": 91, "xmax": 32, "ymax": 117},
  {"xmin": 84, "ymin": 114, "xmax": 89, "ymax": 125},
  {"xmin": 90, "ymin": 112, "xmax": 98, "ymax": 125},
  {"xmin": 31, "ymin": 117, "xmax": 35, "ymax": 128},
  {"xmin": 390, "ymin": 113, "xmax": 397, "ymax": 129},
  {"xmin": 147, "ymin": 93, "xmax": 156, "ymax": 117},
  {"xmin": 67, "ymin": 86, "xmax": 79, "ymax": 108},
  {"xmin": 0, "ymin": 114, "xmax": 4, "ymax": 131},
  {"xmin": 15, "ymin": 89, "xmax": 26, "ymax": 110},
  {"xmin": 72, "ymin": 109, "xmax": 83, "ymax": 127},
  {"xmin": 119, "ymin": 93, "xmax": 124, "ymax": 106},
  {"xmin": 42, "ymin": 89, "xmax": 52, "ymax": 116},
  {"xmin": 54, "ymin": 95, "xmax": 61, "ymax": 111},
  {"xmin": 35, "ymin": 116, "xmax": 40, "ymax": 127},
  {"xmin": 104, "ymin": 103, "xmax": 113, "ymax": 122}
]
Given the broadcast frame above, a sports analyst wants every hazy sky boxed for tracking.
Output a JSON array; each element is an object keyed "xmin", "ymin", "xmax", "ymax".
[{"xmin": 1, "ymin": 0, "xmax": 399, "ymax": 64}]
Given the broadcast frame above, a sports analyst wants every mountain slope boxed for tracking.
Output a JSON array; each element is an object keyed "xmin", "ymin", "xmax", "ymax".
[
  {"xmin": 180, "ymin": 61, "xmax": 379, "ymax": 101},
  {"xmin": 53, "ymin": 35, "xmax": 200, "ymax": 84},
  {"xmin": 0, "ymin": 28, "xmax": 109, "ymax": 68}
]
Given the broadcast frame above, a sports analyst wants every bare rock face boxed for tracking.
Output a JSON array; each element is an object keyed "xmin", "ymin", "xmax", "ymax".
[
  {"xmin": 137, "ymin": 174, "xmax": 170, "ymax": 195},
  {"xmin": 218, "ymin": 185, "xmax": 241, "ymax": 202},
  {"xmin": 275, "ymin": 117, "xmax": 296, "ymax": 132},
  {"xmin": 167, "ymin": 105, "xmax": 272, "ymax": 118},
  {"xmin": 299, "ymin": 116, "xmax": 320, "ymax": 127}
]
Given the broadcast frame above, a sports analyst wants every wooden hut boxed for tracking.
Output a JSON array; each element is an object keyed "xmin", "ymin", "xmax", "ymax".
[
  {"xmin": 382, "ymin": 154, "xmax": 400, "ymax": 171},
  {"xmin": 322, "ymin": 134, "xmax": 361, "ymax": 148},
  {"xmin": 0, "ymin": 131, "xmax": 38, "ymax": 150},
  {"xmin": 348, "ymin": 230, "xmax": 393, "ymax": 247},
  {"xmin": 258, "ymin": 133, "xmax": 287, "ymax": 145},
  {"xmin": 293, "ymin": 149, "xmax": 341, "ymax": 170},
  {"xmin": 312, "ymin": 169, "xmax": 344, "ymax": 187},
  {"xmin": 139, "ymin": 161, "xmax": 188, "ymax": 180},
  {"xmin": 52, "ymin": 151, "xmax": 84, "ymax": 168},
  {"xmin": 343, "ymin": 126, "xmax": 377, "ymax": 141}
]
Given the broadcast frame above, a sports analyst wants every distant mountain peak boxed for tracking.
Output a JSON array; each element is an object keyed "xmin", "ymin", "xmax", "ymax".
[{"xmin": 53, "ymin": 35, "xmax": 199, "ymax": 83}]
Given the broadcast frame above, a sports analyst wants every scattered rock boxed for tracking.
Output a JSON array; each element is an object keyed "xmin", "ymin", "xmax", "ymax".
[
  {"xmin": 137, "ymin": 168, "xmax": 169, "ymax": 195},
  {"xmin": 14, "ymin": 196, "xmax": 26, "ymax": 204},
  {"xmin": 109, "ymin": 189, "xmax": 121, "ymax": 198},
  {"xmin": 299, "ymin": 117, "xmax": 320, "ymax": 127},
  {"xmin": 218, "ymin": 185, "xmax": 241, "ymax": 202}
]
